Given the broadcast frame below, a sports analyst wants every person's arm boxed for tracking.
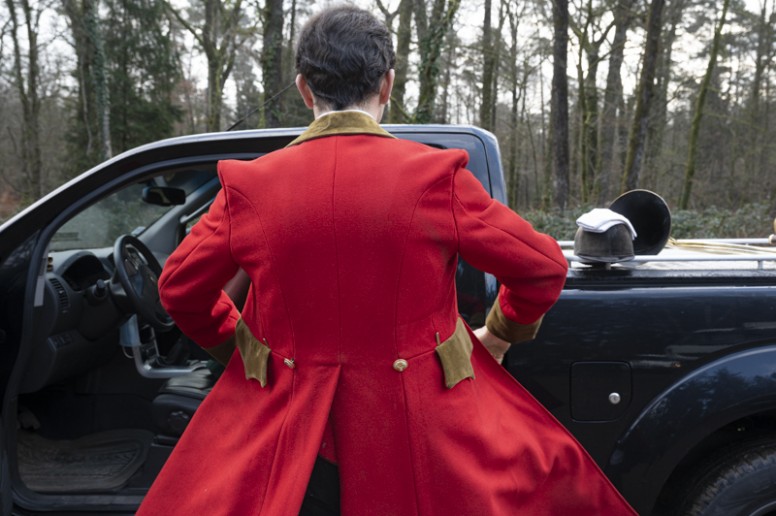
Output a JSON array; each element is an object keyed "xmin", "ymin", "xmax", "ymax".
[
  {"xmin": 158, "ymin": 178, "xmax": 241, "ymax": 359},
  {"xmin": 452, "ymin": 168, "xmax": 568, "ymax": 361}
]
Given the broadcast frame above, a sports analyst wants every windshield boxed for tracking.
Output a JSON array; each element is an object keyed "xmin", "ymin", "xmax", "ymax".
[{"xmin": 50, "ymin": 171, "xmax": 213, "ymax": 251}]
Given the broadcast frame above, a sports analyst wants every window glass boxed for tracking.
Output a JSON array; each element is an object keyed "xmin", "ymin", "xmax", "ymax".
[{"xmin": 50, "ymin": 171, "xmax": 213, "ymax": 251}]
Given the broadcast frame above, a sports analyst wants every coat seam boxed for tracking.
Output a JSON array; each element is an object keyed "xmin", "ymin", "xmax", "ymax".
[
  {"xmin": 255, "ymin": 365, "xmax": 296, "ymax": 516},
  {"xmin": 332, "ymin": 138, "xmax": 342, "ymax": 363},
  {"xmin": 450, "ymin": 168, "xmax": 460, "ymax": 254},
  {"xmin": 392, "ymin": 173, "xmax": 459, "ymax": 331},
  {"xmin": 391, "ymin": 172, "xmax": 453, "ymax": 516},
  {"xmin": 225, "ymin": 185, "xmax": 297, "ymax": 353},
  {"xmin": 157, "ymin": 191, "xmax": 231, "ymax": 293}
]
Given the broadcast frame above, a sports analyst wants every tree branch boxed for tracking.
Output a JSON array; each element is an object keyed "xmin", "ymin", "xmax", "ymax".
[{"xmin": 163, "ymin": 0, "xmax": 206, "ymax": 48}]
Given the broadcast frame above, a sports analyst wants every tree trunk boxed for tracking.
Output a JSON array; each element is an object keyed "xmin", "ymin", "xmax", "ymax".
[
  {"xmin": 83, "ymin": 0, "xmax": 112, "ymax": 160},
  {"xmin": 507, "ymin": 3, "xmax": 520, "ymax": 209},
  {"xmin": 489, "ymin": 0, "xmax": 506, "ymax": 130},
  {"xmin": 261, "ymin": 0, "xmax": 284, "ymax": 127},
  {"xmin": 551, "ymin": 0, "xmax": 570, "ymax": 211},
  {"xmin": 645, "ymin": 0, "xmax": 684, "ymax": 187},
  {"xmin": 568, "ymin": 0, "xmax": 613, "ymax": 204},
  {"xmin": 581, "ymin": 44, "xmax": 602, "ymax": 203},
  {"xmin": 679, "ymin": 0, "xmax": 731, "ymax": 209},
  {"xmin": 598, "ymin": 0, "xmax": 634, "ymax": 202},
  {"xmin": 166, "ymin": 0, "xmax": 246, "ymax": 132},
  {"xmin": 5, "ymin": 0, "xmax": 43, "ymax": 200},
  {"xmin": 622, "ymin": 0, "xmax": 664, "ymax": 192},
  {"xmin": 574, "ymin": 27, "xmax": 586, "ymax": 200},
  {"xmin": 439, "ymin": 29, "xmax": 458, "ymax": 123},
  {"xmin": 414, "ymin": 0, "xmax": 460, "ymax": 123},
  {"xmin": 522, "ymin": 68, "xmax": 539, "ymax": 209},
  {"xmin": 388, "ymin": 0, "xmax": 413, "ymax": 123},
  {"xmin": 63, "ymin": 0, "xmax": 97, "ymax": 171},
  {"xmin": 570, "ymin": 1, "xmax": 607, "ymax": 205},
  {"xmin": 206, "ymin": 57, "xmax": 224, "ymax": 132},
  {"xmin": 480, "ymin": 0, "xmax": 494, "ymax": 131},
  {"xmin": 746, "ymin": 1, "xmax": 774, "ymax": 179},
  {"xmin": 284, "ymin": 0, "xmax": 297, "ymax": 84}
]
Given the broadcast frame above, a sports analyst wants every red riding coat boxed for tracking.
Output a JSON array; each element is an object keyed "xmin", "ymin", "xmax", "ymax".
[{"xmin": 138, "ymin": 112, "xmax": 635, "ymax": 515}]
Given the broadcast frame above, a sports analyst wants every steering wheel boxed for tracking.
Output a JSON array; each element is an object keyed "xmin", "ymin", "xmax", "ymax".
[{"xmin": 113, "ymin": 234, "xmax": 174, "ymax": 331}]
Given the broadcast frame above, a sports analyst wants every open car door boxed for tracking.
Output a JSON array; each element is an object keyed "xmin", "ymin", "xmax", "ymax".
[{"xmin": 1, "ymin": 422, "xmax": 11, "ymax": 515}]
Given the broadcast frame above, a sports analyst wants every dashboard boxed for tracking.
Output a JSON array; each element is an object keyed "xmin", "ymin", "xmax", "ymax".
[
  {"xmin": 20, "ymin": 249, "xmax": 125, "ymax": 393},
  {"xmin": 57, "ymin": 252, "xmax": 112, "ymax": 291}
]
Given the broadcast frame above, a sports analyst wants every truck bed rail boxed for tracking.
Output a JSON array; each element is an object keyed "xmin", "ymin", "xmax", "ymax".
[{"xmin": 559, "ymin": 237, "xmax": 776, "ymax": 270}]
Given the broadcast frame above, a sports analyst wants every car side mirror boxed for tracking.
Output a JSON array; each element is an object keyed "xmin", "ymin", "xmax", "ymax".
[{"xmin": 142, "ymin": 186, "xmax": 186, "ymax": 206}]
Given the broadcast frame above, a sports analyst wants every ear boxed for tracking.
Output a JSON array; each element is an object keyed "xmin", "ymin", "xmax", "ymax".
[
  {"xmin": 296, "ymin": 74, "xmax": 315, "ymax": 109},
  {"xmin": 379, "ymin": 69, "xmax": 395, "ymax": 106}
]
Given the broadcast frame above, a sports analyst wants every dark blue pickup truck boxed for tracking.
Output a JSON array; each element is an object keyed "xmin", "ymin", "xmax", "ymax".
[{"xmin": 1, "ymin": 125, "xmax": 775, "ymax": 515}]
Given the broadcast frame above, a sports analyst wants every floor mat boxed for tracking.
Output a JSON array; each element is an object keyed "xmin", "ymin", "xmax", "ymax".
[{"xmin": 17, "ymin": 429, "xmax": 154, "ymax": 493}]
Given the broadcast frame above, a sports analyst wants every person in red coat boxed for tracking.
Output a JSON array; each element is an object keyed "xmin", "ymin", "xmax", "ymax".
[{"xmin": 138, "ymin": 6, "xmax": 635, "ymax": 515}]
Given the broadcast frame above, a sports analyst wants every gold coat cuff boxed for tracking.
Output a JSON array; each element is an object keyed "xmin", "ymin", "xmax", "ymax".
[{"xmin": 485, "ymin": 299, "xmax": 544, "ymax": 343}]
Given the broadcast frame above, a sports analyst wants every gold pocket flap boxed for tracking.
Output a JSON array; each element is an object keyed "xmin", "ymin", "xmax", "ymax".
[
  {"xmin": 435, "ymin": 319, "xmax": 475, "ymax": 389},
  {"xmin": 235, "ymin": 319, "xmax": 271, "ymax": 387}
]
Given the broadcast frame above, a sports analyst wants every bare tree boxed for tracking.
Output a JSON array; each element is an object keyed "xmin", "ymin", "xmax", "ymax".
[
  {"xmin": 376, "ymin": 0, "xmax": 413, "ymax": 122},
  {"xmin": 391, "ymin": 0, "xmax": 413, "ymax": 122},
  {"xmin": 63, "ymin": 0, "xmax": 97, "ymax": 168},
  {"xmin": 621, "ymin": 0, "xmax": 664, "ymax": 192},
  {"xmin": 745, "ymin": 0, "xmax": 775, "ymax": 180},
  {"xmin": 551, "ymin": 0, "xmax": 570, "ymax": 210},
  {"xmin": 85, "ymin": 0, "xmax": 111, "ymax": 160},
  {"xmin": 414, "ymin": 0, "xmax": 460, "ymax": 123},
  {"xmin": 438, "ymin": 26, "xmax": 460, "ymax": 123},
  {"xmin": 261, "ymin": 0, "xmax": 284, "ymax": 127},
  {"xmin": 480, "ymin": 0, "xmax": 495, "ymax": 130},
  {"xmin": 479, "ymin": 0, "xmax": 507, "ymax": 132},
  {"xmin": 680, "ymin": 0, "xmax": 731, "ymax": 209},
  {"xmin": 4, "ymin": 0, "xmax": 43, "ymax": 200},
  {"xmin": 570, "ymin": 0, "xmax": 613, "ymax": 203},
  {"xmin": 165, "ymin": 0, "xmax": 251, "ymax": 132},
  {"xmin": 505, "ymin": 0, "xmax": 522, "ymax": 208},
  {"xmin": 643, "ymin": 0, "xmax": 686, "ymax": 191},
  {"xmin": 597, "ymin": 0, "xmax": 635, "ymax": 202}
]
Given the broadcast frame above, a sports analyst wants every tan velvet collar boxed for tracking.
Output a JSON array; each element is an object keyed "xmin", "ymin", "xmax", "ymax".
[{"xmin": 287, "ymin": 111, "xmax": 396, "ymax": 147}]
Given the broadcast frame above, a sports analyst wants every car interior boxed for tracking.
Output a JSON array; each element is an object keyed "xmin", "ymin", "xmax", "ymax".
[{"xmin": 12, "ymin": 165, "xmax": 230, "ymax": 506}]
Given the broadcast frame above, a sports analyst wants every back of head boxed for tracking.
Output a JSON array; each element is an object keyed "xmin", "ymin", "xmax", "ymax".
[{"xmin": 295, "ymin": 6, "xmax": 396, "ymax": 110}]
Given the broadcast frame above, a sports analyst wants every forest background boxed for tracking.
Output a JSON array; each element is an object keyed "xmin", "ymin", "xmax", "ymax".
[{"xmin": 1, "ymin": 0, "xmax": 775, "ymax": 240}]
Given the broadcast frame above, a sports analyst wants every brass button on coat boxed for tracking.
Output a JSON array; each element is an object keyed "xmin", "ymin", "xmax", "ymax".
[{"xmin": 393, "ymin": 359, "xmax": 409, "ymax": 372}]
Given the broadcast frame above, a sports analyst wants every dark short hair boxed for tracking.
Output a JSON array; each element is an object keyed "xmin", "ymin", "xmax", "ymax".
[{"xmin": 295, "ymin": 6, "xmax": 395, "ymax": 110}]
